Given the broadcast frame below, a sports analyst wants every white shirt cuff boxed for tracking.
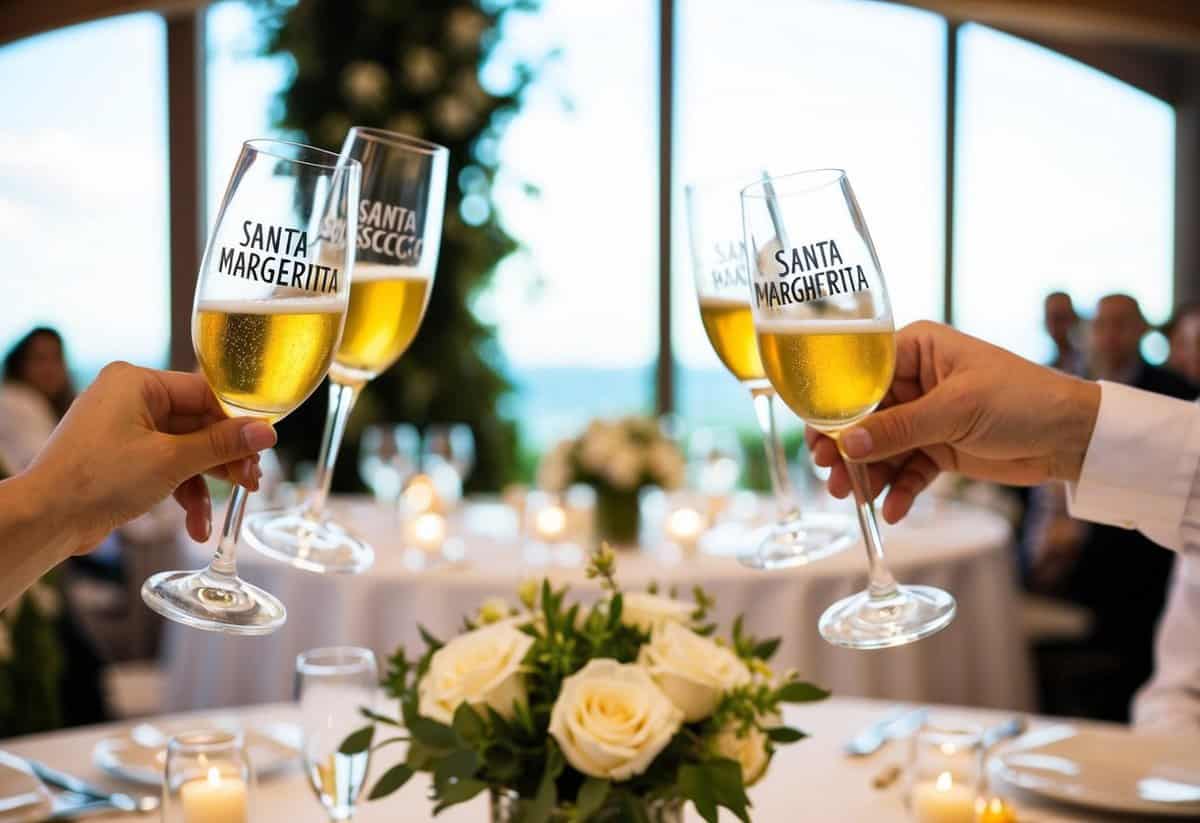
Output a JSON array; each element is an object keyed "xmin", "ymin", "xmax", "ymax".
[{"xmin": 1066, "ymin": 381, "xmax": 1200, "ymax": 553}]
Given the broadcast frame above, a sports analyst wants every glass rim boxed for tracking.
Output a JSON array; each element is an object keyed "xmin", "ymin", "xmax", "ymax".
[
  {"xmin": 297, "ymin": 645, "xmax": 377, "ymax": 676},
  {"xmin": 915, "ymin": 721, "xmax": 984, "ymax": 748},
  {"xmin": 741, "ymin": 168, "xmax": 847, "ymax": 199},
  {"xmin": 346, "ymin": 127, "xmax": 449, "ymax": 157},
  {"xmin": 243, "ymin": 138, "xmax": 360, "ymax": 172},
  {"xmin": 166, "ymin": 729, "xmax": 244, "ymax": 753}
]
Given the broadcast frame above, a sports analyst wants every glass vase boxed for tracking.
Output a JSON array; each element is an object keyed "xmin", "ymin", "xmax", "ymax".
[{"xmin": 489, "ymin": 788, "xmax": 682, "ymax": 823}]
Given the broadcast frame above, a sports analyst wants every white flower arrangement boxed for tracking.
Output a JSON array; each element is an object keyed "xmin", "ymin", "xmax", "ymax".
[{"xmin": 538, "ymin": 416, "xmax": 686, "ymax": 495}]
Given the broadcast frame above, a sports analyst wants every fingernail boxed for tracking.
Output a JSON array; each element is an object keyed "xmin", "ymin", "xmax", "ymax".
[
  {"xmin": 841, "ymin": 427, "xmax": 873, "ymax": 459},
  {"xmin": 242, "ymin": 421, "xmax": 276, "ymax": 451}
]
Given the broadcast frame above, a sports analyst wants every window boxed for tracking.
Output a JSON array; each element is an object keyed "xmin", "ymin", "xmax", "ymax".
[
  {"xmin": 955, "ymin": 24, "xmax": 1175, "ymax": 363},
  {"xmin": 0, "ymin": 14, "xmax": 169, "ymax": 380},
  {"xmin": 673, "ymin": 0, "xmax": 947, "ymax": 426},
  {"xmin": 476, "ymin": 0, "xmax": 659, "ymax": 447}
]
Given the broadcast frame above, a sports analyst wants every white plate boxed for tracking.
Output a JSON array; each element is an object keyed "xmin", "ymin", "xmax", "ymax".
[
  {"xmin": 0, "ymin": 753, "xmax": 52, "ymax": 823},
  {"xmin": 93, "ymin": 716, "xmax": 301, "ymax": 786},
  {"xmin": 991, "ymin": 724, "xmax": 1200, "ymax": 818}
]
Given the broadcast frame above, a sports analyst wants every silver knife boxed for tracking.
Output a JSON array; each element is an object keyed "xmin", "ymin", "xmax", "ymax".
[
  {"xmin": 26, "ymin": 760, "xmax": 156, "ymax": 814},
  {"xmin": 845, "ymin": 707, "xmax": 927, "ymax": 757},
  {"xmin": 982, "ymin": 715, "xmax": 1027, "ymax": 749}
]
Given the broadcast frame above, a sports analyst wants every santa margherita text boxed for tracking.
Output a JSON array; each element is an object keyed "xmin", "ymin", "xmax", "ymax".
[
  {"xmin": 754, "ymin": 238, "xmax": 870, "ymax": 308},
  {"xmin": 215, "ymin": 220, "xmax": 340, "ymax": 295}
]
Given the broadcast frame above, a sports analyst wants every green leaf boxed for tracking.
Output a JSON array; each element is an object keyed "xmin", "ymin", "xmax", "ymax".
[
  {"xmin": 608, "ymin": 592, "xmax": 623, "ymax": 628},
  {"xmin": 765, "ymin": 726, "xmax": 807, "ymax": 743},
  {"xmin": 338, "ymin": 725, "xmax": 374, "ymax": 755},
  {"xmin": 678, "ymin": 764, "xmax": 718, "ymax": 823},
  {"xmin": 418, "ymin": 624, "xmax": 445, "ymax": 651},
  {"xmin": 434, "ymin": 749, "xmax": 481, "ymax": 783},
  {"xmin": 483, "ymin": 744, "xmax": 521, "ymax": 782},
  {"xmin": 621, "ymin": 792, "xmax": 651, "ymax": 823},
  {"xmin": 433, "ymin": 777, "xmax": 488, "ymax": 814},
  {"xmin": 408, "ymin": 713, "xmax": 457, "ymax": 749},
  {"xmin": 367, "ymin": 763, "xmax": 414, "ymax": 800},
  {"xmin": 452, "ymin": 702, "xmax": 485, "ymax": 745},
  {"xmin": 359, "ymin": 707, "xmax": 401, "ymax": 726},
  {"xmin": 573, "ymin": 778, "xmax": 610, "ymax": 821},
  {"xmin": 371, "ymin": 735, "xmax": 411, "ymax": 751},
  {"xmin": 521, "ymin": 743, "xmax": 564, "ymax": 823},
  {"xmin": 706, "ymin": 759, "xmax": 751, "ymax": 823},
  {"xmin": 732, "ymin": 614, "xmax": 745, "ymax": 644},
  {"xmin": 776, "ymin": 682, "xmax": 830, "ymax": 703},
  {"xmin": 752, "ymin": 637, "xmax": 781, "ymax": 661}
]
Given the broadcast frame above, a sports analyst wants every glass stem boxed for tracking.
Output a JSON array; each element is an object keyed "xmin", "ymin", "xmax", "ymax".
[
  {"xmin": 306, "ymin": 380, "xmax": 363, "ymax": 518},
  {"xmin": 840, "ymin": 451, "xmax": 898, "ymax": 599},
  {"xmin": 210, "ymin": 485, "xmax": 249, "ymax": 577},
  {"xmin": 750, "ymin": 386, "xmax": 801, "ymax": 522}
]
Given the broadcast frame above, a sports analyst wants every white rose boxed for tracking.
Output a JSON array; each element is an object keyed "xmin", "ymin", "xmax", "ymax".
[
  {"xmin": 549, "ymin": 659, "xmax": 682, "ymax": 781},
  {"xmin": 711, "ymin": 722, "xmax": 771, "ymax": 786},
  {"xmin": 418, "ymin": 622, "xmax": 533, "ymax": 724},
  {"xmin": 580, "ymin": 424, "xmax": 619, "ymax": 472},
  {"xmin": 605, "ymin": 444, "xmax": 642, "ymax": 490},
  {"xmin": 647, "ymin": 441, "xmax": 684, "ymax": 489},
  {"xmin": 638, "ymin": 621, "xmax": 751, "ymax": 722},
  {"xmin": 620, "ymin": 592, "xmax": 692, "ymax": 635},
  {"xmin": 0, "ymin": 622, "xmax": 12, "ymax": 662}
]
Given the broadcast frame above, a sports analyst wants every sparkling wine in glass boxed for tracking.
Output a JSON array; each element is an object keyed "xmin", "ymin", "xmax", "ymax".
[
  {"xmin": 685, "ymin": 178, "xmax": 856, "ymax": 568},
  {"xmin": 741, "ymin": 169, "xmax": 956, "ymax": 648},
  {"xmin": 141, "ymin": 139, "xmax": 359, "ymax": 635}
]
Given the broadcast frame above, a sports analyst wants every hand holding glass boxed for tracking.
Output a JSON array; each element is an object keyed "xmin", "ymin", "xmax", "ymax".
[
  {"xmin": 141, "ymin": 139, "xmax": 359, "ymax": 635},
  {"xmin": 741, "ymin": 169, "xmax": 955, "ymax": 648}
]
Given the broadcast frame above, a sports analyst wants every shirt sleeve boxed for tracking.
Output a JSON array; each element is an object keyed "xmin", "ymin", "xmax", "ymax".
[
  {"xmin": 1066, "ymin": 380, "xmax": 1200, "ymax": 554},
  {"xmin": 1133, "ymin": 557, "xmax": 1200, "ymax": 732}
]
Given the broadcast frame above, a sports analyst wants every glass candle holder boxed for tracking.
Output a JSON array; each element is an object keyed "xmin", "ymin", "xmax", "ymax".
[
  {"xmin": 164, "ymin": 730, "xmax": 253, "ymax": 823},
  {"xmin": 907, "ymin": 721, "xmax": 983, "ymax": 823}
]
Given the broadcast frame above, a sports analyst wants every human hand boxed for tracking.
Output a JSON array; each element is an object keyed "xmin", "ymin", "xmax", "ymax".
[
  {"xmin": 23, "ymin": 362, "xmax": 277, "ymax": 553},
  {"xmin": 807, "ymin": 321, "xmax": 1101, "ymax": 523}
]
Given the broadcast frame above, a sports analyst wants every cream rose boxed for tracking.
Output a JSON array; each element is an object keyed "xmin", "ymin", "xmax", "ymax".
[
  {"xmin": 417, "ymin": 622, "xmax": 533, "ymax": 724},
  {"xmin": 638, "ymin": 621, "xmax": 751, "ymax": 721},
  {"xmin": 549, "ymin": 659, "xmax": 683, "ymax": 781},
  {"xmin": 711, "ymin": 722, "xmax": 771, "ymax": 786},
  {"xmin": 620, "ymin": 592, "xmax": 692, "ymax": 635}
]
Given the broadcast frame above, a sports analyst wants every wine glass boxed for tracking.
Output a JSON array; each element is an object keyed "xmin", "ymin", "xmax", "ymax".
[
  {"xmin": 685, "ymin": 178, "xmax": 857, "ymax": 568},
  {"xmin": 296, "ymin": 647, "xmax": 379, "ymax": 821},
  {"xmin": 245, "ymin": 128, "xmax": 448, "ymax": 574},
  {"xmin": 358, "ymin": 423, "xmax": 420, "ymax": 504},
  {"xmin": 422, "ymin": 423, "xmax": 475, "ymax": 482},
  {"xmin": 141, "ymin": 139, "xmax": 359, "ymax": 635},
  {"xmin": 741, "ymin": 169, "xmax": 956, "ymax": 648}
]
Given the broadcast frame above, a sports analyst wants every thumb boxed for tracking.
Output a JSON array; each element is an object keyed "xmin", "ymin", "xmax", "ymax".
[
  {"xmin": 170, "ymin": 418, "xmax": 277, "ymax": 479},
  {"xmin": 839, "ymin": 386, "xmax": 962, "ymax": 462}
]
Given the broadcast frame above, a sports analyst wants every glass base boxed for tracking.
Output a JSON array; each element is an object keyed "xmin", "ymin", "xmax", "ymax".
[
  {"xmin": 141, "ymin": 568, "xmax": 286, "ymax": 636},
  {"xmin": 818, "ymin": 585, "xmax": 956, "ymax": 649},
  {"xmin": 738, "ymin": 510, "xmax": 857, "ymax": 570},
  {"xmin": 243, "ymin": 507, "xmax": 374, "ymax": 575}
]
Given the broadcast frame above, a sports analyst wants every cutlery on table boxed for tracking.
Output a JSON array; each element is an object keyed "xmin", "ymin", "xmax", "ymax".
[
  {"xmin": 982, "ymin": 715, "xmax": 1027, "ymax": 749},
  {"xmin": 845, "ymin": 707, "xmax": 928, "ymax": 757},
  {"xmin": 25, "ymin": 759, "xmax": 158, "ymax": 815}
]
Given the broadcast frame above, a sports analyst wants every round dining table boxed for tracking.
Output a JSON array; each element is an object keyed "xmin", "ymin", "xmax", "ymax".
[
  {"xmin": 161, "ymin": 494, "xmax": 1032, "ymax": 713},
  {"xmin": 1, "ymin": 697, "xmax": 1134, "ymax": 821}
]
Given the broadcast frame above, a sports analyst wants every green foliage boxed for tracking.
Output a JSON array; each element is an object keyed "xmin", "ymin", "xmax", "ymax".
[
  {"xmin": 254, "ymin": 0, "xmax": 554, "ymax": 491},
  {"xmin": 0, "ymin": 580, "xmax": 64, "ymax": 737},
  {"xmin": 344, "ymin": 548, "xmax": 827, "ymax": 820}
]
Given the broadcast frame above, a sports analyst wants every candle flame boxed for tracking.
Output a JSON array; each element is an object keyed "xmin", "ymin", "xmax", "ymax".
[
  {"xmin": 534, "ymin": 505, "xmax": 567, "ymax": 539},
  {"xmin": 404, "ymin": 475, "xmax": 436, "ymax": 513},
  {"xmin": 414, "ymin": 512, "xmax": 446, "ymax": 546},
  {"xmin": 207, "ymin": 766, "xmax": 221, "ymax": 786},
  {"xmin": 666, "ymin": 507, "xmax": 705, "ymax": 540},
  {"xmin": 936, "ymin": 771, "xmax": 953, "ymax": 791}
]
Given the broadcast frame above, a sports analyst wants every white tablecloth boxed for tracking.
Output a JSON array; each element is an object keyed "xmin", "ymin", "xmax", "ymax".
[
  {"xmin": 163, "ymin": 497, "xmax": 1032, "ymax": 712},
  {"xmin": 0, "ymin": 698, "xmax": 1127, "ymax": 821}
]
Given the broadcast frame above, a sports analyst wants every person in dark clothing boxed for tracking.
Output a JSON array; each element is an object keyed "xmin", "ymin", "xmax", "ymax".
[{"xmin": 1055, "ymin": 295, "xmax": 1198, "ymax": 720}]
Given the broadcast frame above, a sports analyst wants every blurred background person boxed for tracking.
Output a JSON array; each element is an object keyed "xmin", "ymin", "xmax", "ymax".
[
  {"xmin": 1165, "ymin": 301, "xmax": 1200, "ymax": 385},
  {"xmin": 1043, "ymin": 291, "xmax": 1085, "ymax": 375},
  {"xmin": 0, "ymin": 327, "xmax": 73, "ymax": 472}
]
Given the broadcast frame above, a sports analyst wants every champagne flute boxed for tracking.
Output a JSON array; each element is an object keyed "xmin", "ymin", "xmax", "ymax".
[
  {"xmin": 245, "ymin": 129, "xmax": 448, "ymax": 574},
  {"xmin": 685, "ymin": 179, "xmax": 856, "ymax": 568},
  {"xmin": 296, "ymin": 647, "xmax": 379, "ymax": 821},
  {"xmin": 141, "ymin": 139, "xmax": 360, "ymax": 635},
  {"xmin": 741, "ymin": 169, "xmax": 956, "ymax": 648}
]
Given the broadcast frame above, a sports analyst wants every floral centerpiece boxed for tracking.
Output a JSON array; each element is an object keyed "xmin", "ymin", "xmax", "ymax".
[
  {"xmin": 538, "ymin": 417, "xmax": 686, "ymax": 547},
  {"xmin": 343, "ymin": 547, "xmax": 828, "ymax": 821},
  {"xmin": 0, "ymin": 579, "xmax": 63, "ymax": 736}
]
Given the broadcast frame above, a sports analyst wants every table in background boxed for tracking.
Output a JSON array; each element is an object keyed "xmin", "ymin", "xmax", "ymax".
[
  {"xmin": 2, "ymin": 697, "xmax": 1128, "ymax": 822},
  {"xmin": 163, "ymin": 497, "xmax": 1033, "ymax": 712}
]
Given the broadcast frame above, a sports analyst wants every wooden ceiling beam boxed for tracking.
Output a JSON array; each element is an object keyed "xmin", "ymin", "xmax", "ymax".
[{"xmin": 0, "ymin": 0, "xmax": 206, "ymax": 46}]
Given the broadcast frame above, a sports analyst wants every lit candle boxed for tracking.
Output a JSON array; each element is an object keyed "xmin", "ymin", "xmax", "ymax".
[
  {"xmin": 974, "ymin": 796, "xmax": 1017, "ymax": 823},
  {"xmin": 911, "ymin": 771, "xmax": 975, "ymax": 823},
  {"xmin": 180, "ymin": 767, "xmax": 247, "ymax": 823},
  {"xmin": 665, "ymin": 506, "xmax": 705, "ymax": 554},
  {"xmin": 403, "ymin": 474, "xmax": 438, "ymax": 514},
  {"xmin": 412, "ymin": 512, "xmax": 446, "ymax": 553},
  {"xmin": 534, "ymin": 504, "xmax": 568, "ymax": 542}
]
